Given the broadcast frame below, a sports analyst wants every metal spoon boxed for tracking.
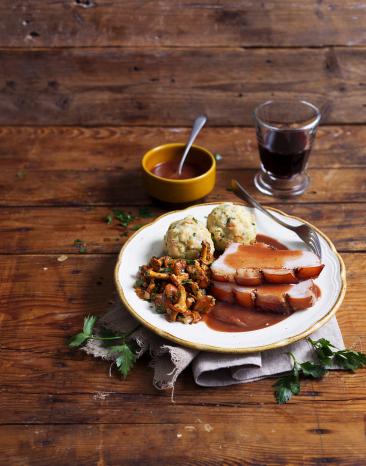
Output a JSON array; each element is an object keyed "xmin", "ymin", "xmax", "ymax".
[{"xmin": 177, "ymin": 115, "xmax": 207, "ymax": 176}]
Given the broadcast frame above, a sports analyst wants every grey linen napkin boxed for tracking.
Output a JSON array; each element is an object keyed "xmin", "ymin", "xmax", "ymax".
[{"xmin": 82, "ymin": 301, "xmax": 344, "ymax": 390}]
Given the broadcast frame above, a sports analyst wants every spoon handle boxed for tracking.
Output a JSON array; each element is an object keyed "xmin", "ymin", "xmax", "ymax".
[{"xmin": 177, "ymin": 115, "xmax": 207, "ymax": 175}]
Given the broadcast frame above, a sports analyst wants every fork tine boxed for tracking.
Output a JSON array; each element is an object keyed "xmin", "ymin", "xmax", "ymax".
[
  {"xmin": 309, "ymin": 232, "xmax": 322, "ymax": 259},
  {"xmin": 302, "ymin": 229, "xmax": 321, "ymax": 259}
]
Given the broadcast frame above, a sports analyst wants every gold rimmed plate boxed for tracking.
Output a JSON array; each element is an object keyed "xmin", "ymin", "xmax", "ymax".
[{"xmin": 114, "ymin": 203, "xmax": 346, "ymax": 353}]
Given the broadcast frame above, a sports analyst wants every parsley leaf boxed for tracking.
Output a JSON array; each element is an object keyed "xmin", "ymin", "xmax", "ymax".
[
  {"xmin": 111, "ymin": 344, "xmax": 137, "ymax": 379},
  {"xmin": 130, "ymin": 224, "xmax": 144, "ymax": 231},
  {"xmin": 334, "ymin": 349, "xmax": 366, "ymax": 371},
  {"xmin": 113, "ymin": 209, "xmax": 134, "ymax": 227},
  {"xmin": 69, "ymin": 332, "xmax": 89, "ymax": 348},
  {"xmin": 300, "ymin": 361, "xmax": 327, "ymax": 378},
  {"xmin": 155, "ymin": 304, "xmax": 165, "ymax": 314},
  {"xmin": 308, "ymin": 338, "xmax": 366, "ymax": 371},
  {"xmin": 105, "ymin": 213, "xmax": 113, "ymax": 224},
  {"xmin": 273, "ymin": 372, "xmax": 300, "ymax": 404},
  {"xmin": 83, "ymin": 315, "xmax": 97, "ymax": 336},
  {"xmin": 69, "ymin": 315, "xmax": 97, "ymax": 348},
  {"xmin": 273, "ymin": 352, "xmax": 325, "ymax": 404},
  {"xmin": 160, "ymin": 267, "xmax": 173, "ymax": 273},
  {"xmin": 74, "ymin": 239, "xmax": 87, "ymax": 254},
  {"xmin": 138, "ymin": 207, "xmax": 154, "ymax": 218},
  {"xmin": 308, "ymin": 338, "xmax": 337, "ymax": 366}
]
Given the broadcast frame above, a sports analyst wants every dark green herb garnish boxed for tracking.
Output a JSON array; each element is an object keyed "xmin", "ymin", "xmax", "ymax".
[
  {"xmin": 273, "ymin": 338, "xmax": 366, "ymax": 404},
  {"xmin": 182, "ymin": 279, "xmax": 192, "ymax": 285},
  {"xmin": 308, "ymin": 338, "xmax": 366, "ymax": 371},
  {"xmin": 74, "ymin": 239, "xmax": 87, "ymax": 254},
  {"xmin": 130, "ymin": 224, "xmax": 144, "ymax": 231},
  {"xmin": 105, "ymin": 213, "xmax": 113, "ymax": 224},
  {"xmin": 68, "ymin": 315, "xmax": 139, "ymax": 379},
  {"xmin": 69, "ymin": 315, "xmax": 97, "ymax": 348},
  {"xmin": 155, "ymin": 304, "xmax": 165, "ymax": 314},
  {"xmin": 113, "ymin": 209, "xmax": 135, "ymax": 227},
  {"xmin": 134, "ymin": 278, "xmax": 144, "ymax": 288},
  {"xmin": 138, "ymin": 207, "xmax": 154, "ymax": 218},
  {"xmin": 273, "ymin": 352, "xmax": 326, "ymax": 404},
  {"xmin": 110, "ymin": 344, "xmax": 137, "ymax": 379}
]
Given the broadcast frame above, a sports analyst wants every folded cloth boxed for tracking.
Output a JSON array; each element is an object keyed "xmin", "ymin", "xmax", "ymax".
[{"xmin": 82, "ymin": 301, "xmax": 344, "ymax": 390}]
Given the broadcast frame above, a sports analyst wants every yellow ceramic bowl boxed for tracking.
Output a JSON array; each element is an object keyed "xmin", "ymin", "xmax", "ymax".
[{"xmin": 142, "ymin": 143, "xmax": 216, "ymax": 203}]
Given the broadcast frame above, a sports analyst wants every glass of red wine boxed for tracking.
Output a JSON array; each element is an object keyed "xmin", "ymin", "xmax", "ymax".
[{"xmin": 253, "ymin": 100, "xmax": 321, "ymax": 197}]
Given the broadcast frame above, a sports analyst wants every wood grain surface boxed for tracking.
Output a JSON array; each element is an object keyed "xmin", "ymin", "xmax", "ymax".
[
  {"xmin": 1, "ymin": 125, "xmax": 366, "ymax": 169},
  {"xmin": 1, "ymin": 0, "xmax": 366, "ymax": 48},
  {"xmin": 0, "ymin": 47, "xmax": 366, "ymax": 125},
  {"xmin": 1, "ymin": 1, "xmax": 366, "ymax": 464}
]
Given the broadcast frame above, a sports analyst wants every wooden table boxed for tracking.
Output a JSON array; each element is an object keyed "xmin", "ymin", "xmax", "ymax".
[{"xmin": 1, "ymin": 2, "xmax": 366, "ymax": 465}]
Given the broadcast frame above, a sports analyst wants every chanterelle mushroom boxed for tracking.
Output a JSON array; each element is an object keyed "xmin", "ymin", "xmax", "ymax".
[{"xmin": 134, "ymin": 241, "xmax": 216, "ymax": 325}]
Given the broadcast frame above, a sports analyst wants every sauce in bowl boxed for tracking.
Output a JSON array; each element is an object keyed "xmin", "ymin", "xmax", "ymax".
[{"xmin": 151, "ymin": 160, "xmax": 204, "ymax": 180}]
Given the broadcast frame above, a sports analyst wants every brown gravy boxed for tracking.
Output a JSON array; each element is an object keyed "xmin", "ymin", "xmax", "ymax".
[
  {"xmin": 205, "ymin": 234, "xmax": 320, "ymax": 333},
  {"xmin": 151, "ymin": 160, "xmax": 204, "ymax": 180},
  {"xmin": 204, "ymin": 302, "xmax": 287, "ymax": 333},
  {"xmin": 224, "ymin": 243, "xmax": 307, "ymax": 270}
]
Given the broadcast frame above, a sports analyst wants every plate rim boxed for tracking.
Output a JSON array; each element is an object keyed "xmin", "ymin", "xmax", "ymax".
[{"xmin": 114, "ymin": 202, "xmax": 347, "ymax": 353}]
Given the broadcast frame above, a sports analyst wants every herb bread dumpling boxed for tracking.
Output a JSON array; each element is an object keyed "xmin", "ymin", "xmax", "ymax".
[
  {"xmin": 207, "ymin": 203, "xmax": 256, "ymax": 251},
  {"xmin": 164, "ymin": 216, "xmax": 215, "ymax": 259}
]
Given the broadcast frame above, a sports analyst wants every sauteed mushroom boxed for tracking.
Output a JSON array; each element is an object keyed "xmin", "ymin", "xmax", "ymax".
[{"xmin": 134, "ymin": 241, "xmax": 216, "ymax": 324}]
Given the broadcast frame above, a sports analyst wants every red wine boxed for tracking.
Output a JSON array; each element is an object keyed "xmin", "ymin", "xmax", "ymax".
[{"xmin": 258, "ymin": 131, "xmax": 311, "ymax": 178}]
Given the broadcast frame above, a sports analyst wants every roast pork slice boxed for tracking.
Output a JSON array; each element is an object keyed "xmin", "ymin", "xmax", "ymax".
[
  {"xmin": 211, "ymin": 279, "xmax": 319, "ymax": 313},
  {"xmin": 211, "ymin": 242, "xmax": 324, "ymax": 285}
]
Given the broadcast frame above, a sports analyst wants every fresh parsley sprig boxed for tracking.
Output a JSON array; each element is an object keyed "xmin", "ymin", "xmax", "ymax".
[
  {"xmin": 273, "ymin": 352, "xmax": 326, "ymax": 404},
  {"xmin": 274, "ymin": 338, "xmax": 366, "ymax": 404},
  {"xmin": 68, "ymin": 315, "xmax": 139, "ymax": 379},
  {"xmin": 308, "ymin": 338, "xmax": 366, "ymax": 371}
]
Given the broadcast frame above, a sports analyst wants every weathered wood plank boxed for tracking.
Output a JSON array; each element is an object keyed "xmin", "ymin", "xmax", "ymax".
[
  {"xmin": 2, "ymin": 346, "xmax": 366, "ymax": 404},
  {"xmin": 1, "ymin": 167, "xmax": 364, "ymax": 206},
  {"xmin": 2, "ymin": 0, "xmax": 366, "ymax": 48},
  {"xmin": 0, "ymin": 203, "xmax": 365, "ymax": 254},
  {"xmin": 2, "ymin": 125, "xmax": 366, "ymax": 170},
  {"xmin": 0, "ymin": 417, "xmax": 365, "ymax": 466},
  {"xmin": 1, "ymin": 388, "xmax": 366, "ymax": 425},
  {"xmin": 0, "ymin": 47, "xmax": 366, "ymax": 125}
]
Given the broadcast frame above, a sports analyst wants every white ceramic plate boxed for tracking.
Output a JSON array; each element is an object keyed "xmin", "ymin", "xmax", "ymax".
[{"xmin": 115, "ymin": 203, "xmax": 346, "ymax": 353}]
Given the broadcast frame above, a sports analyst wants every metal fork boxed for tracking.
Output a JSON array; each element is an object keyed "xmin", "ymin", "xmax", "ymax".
[{"xmin": 231, "ymin": 179, "xmax": 322, "ymax": 259}]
